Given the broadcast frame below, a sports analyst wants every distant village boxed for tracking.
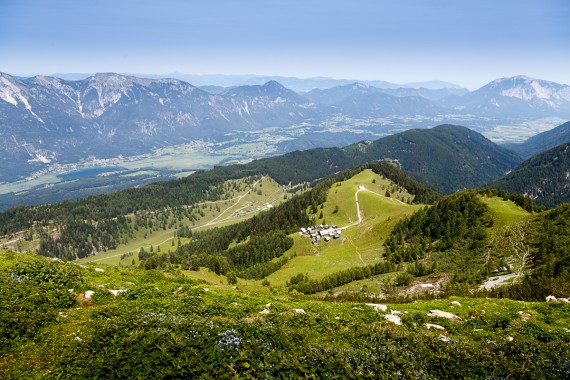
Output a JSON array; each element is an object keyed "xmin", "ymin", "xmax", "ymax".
[
  {"xmin": 299, "ymin": 224, "xmax": 346, "ymax": 245},
  {"xmin": 231, "ymin": 201, "xmax": 275, "ymax": 219}
]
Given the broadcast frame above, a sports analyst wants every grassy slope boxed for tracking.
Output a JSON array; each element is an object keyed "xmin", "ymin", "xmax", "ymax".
[
  {"xmin": 1, "ymin": 251, "xmax": 569, "ymax": 378},
  {"xmin": 306, "ymin": 194, "xmax": 534, "ymax": 296},
  {"xmin": 481, "ymin": 196, "xmax": 533, "ymax": 279},
  {"xmin": 267, "ymin": 170, "xmax": 423, "ymax": 286},
  {"xmin": 480, "ymin": 196, "xmax": 531, "ymax": 229},
  {"xmin": 74, "ymin": 176, "xmax": 289, "ymax": 266}
]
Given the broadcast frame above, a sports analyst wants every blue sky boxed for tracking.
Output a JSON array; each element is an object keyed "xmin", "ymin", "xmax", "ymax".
[{"xmin": 0, "ymin": 0, "xmax": 568, "ymax": 89}]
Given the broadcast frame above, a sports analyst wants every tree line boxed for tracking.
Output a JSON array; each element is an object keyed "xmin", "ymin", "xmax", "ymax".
[{"xmin": 289, "ymin": 261, "xmax": 398, "ymax": 294}]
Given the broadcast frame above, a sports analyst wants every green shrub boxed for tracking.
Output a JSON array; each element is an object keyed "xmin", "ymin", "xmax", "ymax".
[
  {"xmin": 395, "ymin": 272, "xmax": 413, "ymax": 286},
  {"xmin": 9, "ymin": 257, "xmax": 83, "ymax": 288},
  {"xmin": 0, "ymin": 277, "xmax": 76, "ymax": 351}
]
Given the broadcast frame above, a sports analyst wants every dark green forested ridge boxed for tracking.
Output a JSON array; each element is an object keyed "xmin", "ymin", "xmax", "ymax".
[
  {"xmin": 487, "ymin": 142, "xmax": 570, "ymax": 207},
  {"xmin": 344, "ymin": 124, "xmax": 522, "ymax": 194},
  {"xmin": 243, "ymin": 122, "xmax": 520, "ymax": 195}
]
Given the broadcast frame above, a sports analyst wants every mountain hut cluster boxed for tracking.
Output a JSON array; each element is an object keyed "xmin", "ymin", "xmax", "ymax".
[{"xmin": 299, "ymin": 224, "xmax": 345, "ymax": 245}]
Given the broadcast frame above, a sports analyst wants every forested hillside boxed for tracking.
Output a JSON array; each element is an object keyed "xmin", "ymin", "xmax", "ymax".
[
  {"xmin": 347, "ymin": 124, "xmax": 522, "ymax": 193},
  {"xmin": 384, "ymin": 191, "xmax": 492, "ymax": 282},
  {"xmin": 488, "ymin": 142, "xmax": 570, "ymax": 207},
  {"xmin": 253, "ymin": 123, "xmax": 522, "ymax": 194},
  {"xmin": 0, "ymin": 162, "xmax": 440, "ymax": 261}
]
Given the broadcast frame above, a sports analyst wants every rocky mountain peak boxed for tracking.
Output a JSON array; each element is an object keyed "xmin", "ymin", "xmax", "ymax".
[{"xmin": 486, "ymin": 75, "xmax": 570, "ymax": 102}]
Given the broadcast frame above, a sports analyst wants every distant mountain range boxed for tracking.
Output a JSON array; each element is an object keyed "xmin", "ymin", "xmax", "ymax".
[
  {"xmin": 0, "ymin": 73, "xmax": 322, "ymax": 181},
  {"xmin": 303, "ymin": 83, "xmax": 446, "ymax": 117},
  {"xmin": 53, "ymin": 73, "xmax": 465, "ymax": 92},
  {"xmin": 488, "ymin": 142, "xmax": 570, "ymax": 207},
  {"xmin": 441, "ymin": 76, "xmax": 570, "ymax": 118},
  {"xmin": 1, "ymin": 71, "xmax": 569, "ymax": 182}
]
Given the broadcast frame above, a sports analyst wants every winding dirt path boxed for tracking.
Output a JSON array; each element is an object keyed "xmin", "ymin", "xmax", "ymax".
[
  {"xmin": 194, "ymin": 178, "xmax": 262, "ymax": 230},
  {"xmin": 344, "ymin": 187, "xmax": 364, "ymax": 228},
  {"xmin": 89, "ymin": 179, "xmax": 264, "ymax": 262}
]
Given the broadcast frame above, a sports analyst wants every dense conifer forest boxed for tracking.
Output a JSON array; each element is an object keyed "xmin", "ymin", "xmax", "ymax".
[{"xmin": 488, "ymin": 142, "xmax": 570, "ymax": 207}]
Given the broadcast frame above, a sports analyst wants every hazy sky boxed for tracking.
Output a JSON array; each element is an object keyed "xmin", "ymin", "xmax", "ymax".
[{"xmin": 0, "ymin": 0, "xmax": 568, "ymax": 89}]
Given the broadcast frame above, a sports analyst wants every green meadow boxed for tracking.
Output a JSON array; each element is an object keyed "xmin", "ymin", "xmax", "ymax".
[{"xmin": 267, "ymin": 170, "xmax": 422, "ymax": 286}]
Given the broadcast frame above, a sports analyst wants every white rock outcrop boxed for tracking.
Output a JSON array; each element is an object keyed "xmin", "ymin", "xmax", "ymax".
[
  {"xmin": 365, "ymin": 303, "xmax": 388, "ymax": 312},
  {"xmin": 383, "ymin": 314, "xmax": 402, "ymax": 325},
  {"xmin": 427, "ymin": 310, "xmax": 462, "ymax": 322},
  {"xmin": 109, "ymin": 289, "xmax": 127, "ymax": 296},
  {"xmin": 425, "ymin": 323, "xmax": 446, "ymax": 331}
]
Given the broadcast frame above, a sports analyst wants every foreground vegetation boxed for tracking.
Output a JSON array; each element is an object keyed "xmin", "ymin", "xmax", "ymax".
[
  {"xmin": 2, "ymin": 153, "xmax": 570, "ymax": 378},
  {"xmin": 1, "ymin": 251, "xmax": 569, "ymax": 379}
]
